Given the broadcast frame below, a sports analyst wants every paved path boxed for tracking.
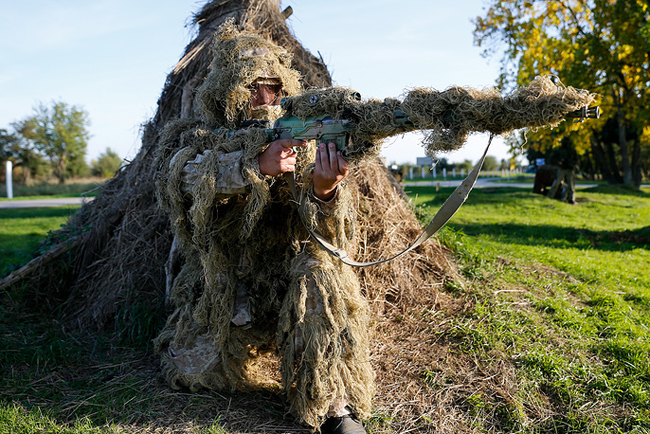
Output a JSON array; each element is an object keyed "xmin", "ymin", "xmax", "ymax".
[
  {"xmin": 2, "ymin": 180, "xmax": 647, "ymax": 208},
  {"xmin": 403, "ymin": 179, "xmax": 598, "ymax": 189},
  {"xmin": 0, "ymin": 197, "xmax": 94, "ymax": 209}
]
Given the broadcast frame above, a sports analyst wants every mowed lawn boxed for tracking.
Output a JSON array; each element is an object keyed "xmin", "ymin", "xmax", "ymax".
[
  {"xmin": 408, "ymin": 184, "xmax": 650, "ymax": 431},
  {"xmin": 0, "ymin": 206, "xmax": 80, "ymax": 276},
  {"xmin": 1, "ymin": 184, "xmax": 649, "ymax": 433}
]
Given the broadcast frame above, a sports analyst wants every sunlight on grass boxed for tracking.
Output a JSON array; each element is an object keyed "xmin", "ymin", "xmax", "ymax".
[
  {"xmin": 410, "ymin": 184, "xmax": 650, "ymax": 430},
  {"xmin": 0, "ymin": 207, "xmax": 79, "ymax": 276},
  {"xmin": 1, "ymin": 186, "xmax": 648, "ymax": 433},
  {"xmin": 0, "ymin": 403, "xmax": 122, "ymax": 434}
]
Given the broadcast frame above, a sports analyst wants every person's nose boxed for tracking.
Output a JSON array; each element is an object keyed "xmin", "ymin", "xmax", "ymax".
[{"xmin": 258, "ymin": 85, "xmax": 277, "ymax": 106}]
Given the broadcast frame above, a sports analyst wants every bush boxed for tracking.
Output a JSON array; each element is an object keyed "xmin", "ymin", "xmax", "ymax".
[{"xmin": 91, "ymin": 148, "xmax": 123, "ymax": 178}]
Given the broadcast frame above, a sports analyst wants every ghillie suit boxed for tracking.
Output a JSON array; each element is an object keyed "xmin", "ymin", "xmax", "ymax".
[
  {"xmin": 152, "ymin": 18, "xmax": 597, "ymax": 427},
  {"xmin": 153, "ymin": 22, "xmax": 374, "ymax": 428}
]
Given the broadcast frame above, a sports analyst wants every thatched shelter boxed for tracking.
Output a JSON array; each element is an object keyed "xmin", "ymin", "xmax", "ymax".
[
  {"xmin": 0, "ymin": 2, "xmax": 607, "ymax": 431},
  {"xmin": 6, "ymin": 0, "xmax": 447, "ymax": 341},
  {"xmin": 2, "ymin": 1, "xmax": 466, "ymax": 431}
]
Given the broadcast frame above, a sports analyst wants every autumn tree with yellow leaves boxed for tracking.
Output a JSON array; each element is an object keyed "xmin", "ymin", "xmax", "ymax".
[{"xmin": 474, "ymin": 0, "xmax": 649, "ymax": 186}]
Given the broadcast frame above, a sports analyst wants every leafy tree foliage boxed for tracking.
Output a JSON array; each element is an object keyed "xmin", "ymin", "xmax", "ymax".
[
  {"xmin": 0, "ymin": 127, "xmax": 48, "ymax": 184},
  {"xmin": 455, "ymin": 159, "xmax": 475, "ymax": 173},
  {"xmin": 474, "ymin": 0, "xmax": 649, "ymax": 185},
  {"xmin": 483, "ymin": 155, "xmax": 500, "ymax": 172},
  {"xmin": 91, "ymin": 148, "xmax": 123, "ymax": 178},
  {"xmin": 17, "ymin": 101, "xmax": 90, "ymax": 184}
]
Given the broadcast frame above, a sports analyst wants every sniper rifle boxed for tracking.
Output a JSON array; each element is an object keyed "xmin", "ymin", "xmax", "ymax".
[{"xmin": 219, "ymin": 81, "xmax": 600, "ymax": 267}]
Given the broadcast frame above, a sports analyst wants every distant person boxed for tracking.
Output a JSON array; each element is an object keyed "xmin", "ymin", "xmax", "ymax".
[{"xmin": 547, "ymin": 137, "xmax": 579, "ymax": 204}]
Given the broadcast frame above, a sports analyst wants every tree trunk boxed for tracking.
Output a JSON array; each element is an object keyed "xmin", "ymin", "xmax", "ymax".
[
  {"xmin": 617, "ymin": 109, "xmax": 632, "ymax": 185},
  {"xmin": 590, "ymin": 133, "xmax": 615, "ymax": 183},
  {"xmin": 632, "ymin": 137, "xmax": 642, "ymax": 187},
  {"xmin": 604, "ymin": 138, "xmax": 623, "ymax": 184},
  {"xmin": 581, "ymin": 149, "xmax": 595, "ymax": 181},
  {"xmin": 19, "ymin": 165, "xmax": 30, "ymax": 185}
]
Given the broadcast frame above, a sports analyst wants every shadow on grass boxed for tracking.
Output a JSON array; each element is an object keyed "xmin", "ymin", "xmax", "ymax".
[
  {"xmin": 446, "ymin": 221, "xmax": 650, "ymax": 252},
  {"xmin": 0, "ymin": 303, "xmax": 309, "ymax": 434},
  {"xmin": 583, "ymin": 184, "xmax": 650, "ymax": 197}
]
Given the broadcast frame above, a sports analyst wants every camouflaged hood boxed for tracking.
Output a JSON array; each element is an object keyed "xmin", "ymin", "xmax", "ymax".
[{"xmin": 197, "ymin": 19, "xmax": 302, "ymax": 128}]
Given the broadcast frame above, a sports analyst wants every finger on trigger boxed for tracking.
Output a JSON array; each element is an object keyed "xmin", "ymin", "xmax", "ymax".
[{"xmin": 328, "ymin": 143, "xmax": 338, "ymax": 171}]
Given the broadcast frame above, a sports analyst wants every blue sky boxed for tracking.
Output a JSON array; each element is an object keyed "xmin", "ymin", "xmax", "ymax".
[{"xmin": 0, "ymin": 0, "xmax": 514, "ymax": 165}]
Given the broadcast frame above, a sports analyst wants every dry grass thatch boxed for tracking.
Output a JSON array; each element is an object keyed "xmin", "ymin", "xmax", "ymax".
[
  {"xmin": 3, "ymin": 2, "xmax": 605, "ymax": 432},
  {"xmin": 9, "ymin": 0, "xmax": 453, "ymax": 406}
]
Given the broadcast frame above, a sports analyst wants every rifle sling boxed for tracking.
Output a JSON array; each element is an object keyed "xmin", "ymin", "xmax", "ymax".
[{"xmin": 285, "ymin": 135, "xmax": 493, "ymax": 268}]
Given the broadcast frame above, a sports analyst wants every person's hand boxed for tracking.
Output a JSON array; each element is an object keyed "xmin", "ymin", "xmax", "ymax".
[
  {"xmin": 258, "ymin": 139, "xmax": 307, "ymax": 177},
  {"xmin": 313, "ymin": 142, "xmax": 349, "ymax": 201}
]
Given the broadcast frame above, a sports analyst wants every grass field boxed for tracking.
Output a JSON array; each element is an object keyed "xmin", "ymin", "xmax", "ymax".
[
  {"xmin": 0, "ymin": 206, "xmax": 80, "ymax": 276},
  {"xmin": 410, "ymin": 184, "xmax": 650, "ymax": 432},
  {"xmin": 1, "ymin": 184, "xmax": 649, "ymax": 433}
]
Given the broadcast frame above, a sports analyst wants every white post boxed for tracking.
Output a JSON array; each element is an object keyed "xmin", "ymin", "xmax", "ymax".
[
  {"xmin": 461, "ymin": 168, "xmax": 465, "ymax": 177},
  {"xmin": 6, "ymin": 161, "xmax": 13, "ymax": 199},
  {"xmin": 443, "ymin": 168, "xmax": 447, "ymax": 179},
  {"xmin": 409, "ymin": 167, "xmax": 413, "ymax": 180},
  {"xmin": 452, "ymin": 168, "xmax": 456, "ymax": 178},
  {"xmin": 432, "ymin": 168, "xmax": 437, "ymax": 179},
  {"xmin": 421, "ymin": 167, "xmax": 425, "ymax": 179}
]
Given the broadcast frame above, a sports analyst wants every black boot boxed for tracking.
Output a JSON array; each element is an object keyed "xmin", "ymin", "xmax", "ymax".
[{"xmin": 320, "ymin": 414, "xmax": 366, "ymax": 434}]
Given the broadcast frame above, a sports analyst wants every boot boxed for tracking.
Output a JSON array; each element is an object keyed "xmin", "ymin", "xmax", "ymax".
[{"xmin": 320, "ymin": 414, "xmax": 367, "ymax": 434}]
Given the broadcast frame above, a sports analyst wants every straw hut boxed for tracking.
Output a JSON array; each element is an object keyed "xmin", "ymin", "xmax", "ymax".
[{"xmin": 4, "ymin": 0, "xmax": 451, "ymax": 356}]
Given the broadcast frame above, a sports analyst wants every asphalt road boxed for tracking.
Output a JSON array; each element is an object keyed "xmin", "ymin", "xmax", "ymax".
[
  {"xmin": 3, "ymin": 180, "xmax": 646, "ymax": 208},
  {"xmin": 0, "ymin": 197, "xmax": 94, "ymax": 209}
]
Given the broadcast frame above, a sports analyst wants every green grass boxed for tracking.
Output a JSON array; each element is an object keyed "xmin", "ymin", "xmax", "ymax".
[
  {"xmin": 409, "ymin": 184, "xmax": 650, "ymax": 432},
  {"xmin": 2, "ymin": 185, "xmax": 650, "ymax": 432},
  {"xmin": 0, "ymin": 207, "xmax": 80, "ymax": 276},
  {"xmin": 0, "ymin": 403, "xmax": 121, "ymax": 434}
]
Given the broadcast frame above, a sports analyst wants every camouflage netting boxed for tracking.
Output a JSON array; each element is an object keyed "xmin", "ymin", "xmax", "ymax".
[
  {"xmin": 281, "ymin": 77, "xmax": 596, "ymax": 162},
  {"xmin": 197, "ymin": 20, "xmax": 301, "ymax": 127}
]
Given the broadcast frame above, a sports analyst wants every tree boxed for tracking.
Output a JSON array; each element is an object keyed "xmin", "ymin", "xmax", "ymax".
[
  {"xmin": 483, "ymin": 155, "xmax": 499, "ymax": 172},
  {"xmin": 454, "ymin": 159, "xmax": 475, "ymax": 173},
  {"xmin": 18, "ymin": 101, "xmax": 90, "ymax": 184},
  {"xmin": 91, "ymin": 148, "xmax": 123, "ymax": 178},
  {"xmin": 0, "ymin": 128, "xmax": 15, "ymax": 161},
  {"xmin": 474, "ymin": 0, "xmax": 650, "ymax": 186},
  {"xmin": 435, "ymin": 157, "xmax": 452, "ymax": 170},
  {"xmin": 0, "ymin": 127, "xmax": 48, "ymax": 184}
]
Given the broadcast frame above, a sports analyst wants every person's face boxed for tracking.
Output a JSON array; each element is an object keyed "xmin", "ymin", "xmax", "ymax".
[{"xmin": 249, "ymin": 82, "xmax": 282, "ymax": 108}]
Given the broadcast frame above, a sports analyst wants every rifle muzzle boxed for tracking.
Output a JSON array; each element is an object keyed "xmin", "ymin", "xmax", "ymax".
[{"xmin": 566, "ymin": 106, "xmax": 600, "ymax": 123}]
